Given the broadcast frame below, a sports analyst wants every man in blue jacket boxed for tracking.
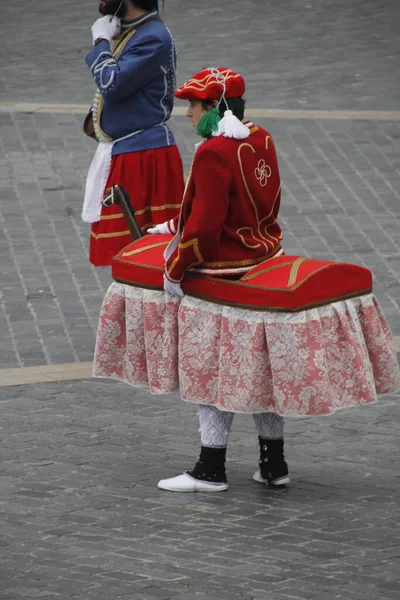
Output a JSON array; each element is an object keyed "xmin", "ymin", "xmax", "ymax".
[{"xmin": 82, "ymin": 0, "xmax": 184, "ymax": 266}]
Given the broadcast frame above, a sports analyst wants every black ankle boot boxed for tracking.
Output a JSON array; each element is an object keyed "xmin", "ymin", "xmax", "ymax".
[
  {"xmin": 187, "ymin": 446, "xmax": 227, "ymax": 483},
  {"xmin": 258, "ymin": 437, "xmax": 289, "ymax": 486}
]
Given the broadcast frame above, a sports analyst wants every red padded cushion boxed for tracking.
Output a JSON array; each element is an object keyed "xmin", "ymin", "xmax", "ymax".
[
  {"xmin": 113, "ymin": 236, "xmax": 373, "ymax": 312},
  {"xmin": 112, "ymin": 234, "xmax": 169, "ymax": 289}
]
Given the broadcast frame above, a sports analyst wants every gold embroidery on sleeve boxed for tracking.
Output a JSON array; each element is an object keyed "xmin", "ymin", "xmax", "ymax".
[
  {"xmin": 237, "ymin": 227, "xmax": 262, "ymax": 249},
  {"xmin": 167, "ymin": 237, "xmax": 203, "ymax": 276},
  {"xmin": 92, "ymin": 28, "xmax": 137, "ymax": 143}
]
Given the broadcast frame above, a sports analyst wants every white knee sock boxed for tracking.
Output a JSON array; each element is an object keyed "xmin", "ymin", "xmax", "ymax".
[
  {"xmin": 198, "ymin": 405, "xmax": 235, "ymax": 448},
  {"xmin": 253, "ymin": 413, "xmax": 284, "ymax": 439}
]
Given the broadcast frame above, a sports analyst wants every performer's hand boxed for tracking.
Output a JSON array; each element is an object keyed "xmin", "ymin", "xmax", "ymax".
[
  {"xmin": 147, "ymin": 221, "xmax": 171, "ymax": 235},
  {"xmin": 91, "ymin": 15, "xmax": 121, "ymax": 44},
  {"xmin": 163, "ymin": 273, "xmax": 184, "ymax": 297}
]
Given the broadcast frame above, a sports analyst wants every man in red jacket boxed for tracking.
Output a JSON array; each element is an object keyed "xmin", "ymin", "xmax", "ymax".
[
  {"xmin": 150, "ymin": 67, "xmax": 284, "ymax": 291},
  {"xmin": 149, "ymin": 67, "xmax": 290, "ymax": 492}
]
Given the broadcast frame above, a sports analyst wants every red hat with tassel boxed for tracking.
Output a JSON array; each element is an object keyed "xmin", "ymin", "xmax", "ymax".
[
  {"xmin": 174, "ymin": 67, "xmax": 245, "ymax": 102},
  {"xmin": 175, "ymin": 67, "xmax": 249, "ymax": 140}
]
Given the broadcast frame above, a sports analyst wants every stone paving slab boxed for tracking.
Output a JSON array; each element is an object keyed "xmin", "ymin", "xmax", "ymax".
[
  {"xmin": 0, "ymin": 379, "xmax": 399, "ymax": 599},
  {"xmin": 1, "ymin": 110, "xmax": 399, "ymax": 368},
  {"xmin": 0, "ymin": 362, "xmax": 93, "ymax": 387}
]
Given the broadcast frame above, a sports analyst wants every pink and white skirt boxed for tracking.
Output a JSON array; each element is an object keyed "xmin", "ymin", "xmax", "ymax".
[{"xmin": 93, "ymin": 283, "xmax": 400, "ymax": 416}]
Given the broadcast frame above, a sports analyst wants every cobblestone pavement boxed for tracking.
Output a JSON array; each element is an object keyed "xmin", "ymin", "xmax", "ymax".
[
  {"xmin": 2, "ymin": 0, "xmax": 400, "ymax": 110},
  {"xmin": 1, "ymin": 0, "xmax": 400, "ymax": 598},
  {"xmin": 1, "ymin": 380, "xmax": 400, "ymax": 600}
]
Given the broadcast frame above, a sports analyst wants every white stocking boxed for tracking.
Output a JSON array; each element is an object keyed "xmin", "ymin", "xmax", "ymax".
[
  {"xmin": 253, "ymin": 413, "xmax": 284, "ymax": 439},
  {"xmin": 198, "ymin": 405, "xmax": 235, "ymax": 448}
]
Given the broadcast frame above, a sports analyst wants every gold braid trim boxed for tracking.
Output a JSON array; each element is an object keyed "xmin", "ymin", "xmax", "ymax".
[
  {"xmin": 92, "ymin": 28, "xmax": 137, "ymax": 143},
  {"xmin": 91, "ymin": 229, "xmax": 131, "ymax": 239},
  {"xmin": 167, "ymin": 238, "xmax": 203, "ymax": 277}
]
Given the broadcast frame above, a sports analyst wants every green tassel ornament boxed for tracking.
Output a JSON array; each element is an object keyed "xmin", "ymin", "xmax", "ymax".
[{"xmin": 196, "ymin": 107, "xmax": 221, "ymax": 139}]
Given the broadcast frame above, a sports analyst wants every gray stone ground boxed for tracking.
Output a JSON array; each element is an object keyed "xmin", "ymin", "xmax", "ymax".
[
  {"xmin": 1, "ymin": 381, "xmax": 400, "ymax": 600},
  {"xmin": 1, "ymin": 0, "xmax": 400, "ymax": 598},
  {"xmin": 2, "ymin": 0, "xmax": 400, "ymax": 110}
]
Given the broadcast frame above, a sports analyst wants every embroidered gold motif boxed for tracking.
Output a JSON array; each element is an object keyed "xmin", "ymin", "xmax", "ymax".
[
  {"xmin": 256, "ymin": 137, "xmax": 281, "ymax": 242},
  {"xmin": 255, "ymin": 159, "xmax": 272, "ymax": 187},
  {"xmin": 237, "ymin": 143, "xmax": 278, "ymax": 252},
  {"xmin": 238, "ymin": 143, "xmax": 265, "ymax": 247}
]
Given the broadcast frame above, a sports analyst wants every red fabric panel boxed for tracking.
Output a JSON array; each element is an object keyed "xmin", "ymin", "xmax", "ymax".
[
  {"xmin": 183, "ymin": 263, "xmax": 372, "ymax": 311},
  {"xmin": 113, "ymin": 239, "xmax": 373, "ymax": 311},
  {"xmin": 90, "ymin": 146, "xmax": 184, "ymax": 267},
  {"xmin": 112, "ymin": 234, "xmax": 170, "ymax": 288},
  {"xmin": 166, "ymin": 128, "xmax": 283, "ymax": 280}
]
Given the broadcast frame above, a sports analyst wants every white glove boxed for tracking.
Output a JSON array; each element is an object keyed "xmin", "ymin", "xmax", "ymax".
[
  {"xmin": 147, "ymin": 221, "xmax": 171, "ymax": 235},
  {"xmin": 91, "ymin": 15, "xmax": 121, "ymax": 44},
  {"xmin": 163, "ymin": 274, "xmax": 184, "ymax": 297}
]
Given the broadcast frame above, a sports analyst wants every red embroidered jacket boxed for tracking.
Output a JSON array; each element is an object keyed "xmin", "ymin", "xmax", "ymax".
[{"xmin": 165, "ymin": 123, "xmax": 283, "ymax": 281}]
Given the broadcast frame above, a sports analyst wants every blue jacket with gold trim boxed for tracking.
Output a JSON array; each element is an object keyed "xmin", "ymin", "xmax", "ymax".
[{"xmin": 85, "ymin": 12, "xmax": 177, "ymax": 156}]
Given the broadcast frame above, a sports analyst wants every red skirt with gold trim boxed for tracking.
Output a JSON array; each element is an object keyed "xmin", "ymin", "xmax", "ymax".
[{"xmin": 89, "ymin": 146, "xmax": 184, "ymax": 267}]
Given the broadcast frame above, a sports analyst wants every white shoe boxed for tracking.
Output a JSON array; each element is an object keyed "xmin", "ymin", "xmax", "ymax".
[
  {"xmin": 158, "ymin": 472, "xmax": 228, "ymax": 492},
  {"xmin": 253, "ymin": 470, "xmax": 290, "ymax": 486}
]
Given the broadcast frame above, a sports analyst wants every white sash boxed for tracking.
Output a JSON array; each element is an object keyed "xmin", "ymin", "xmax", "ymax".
[
  {"xmin": 82, "ymin": 141, "xmax": 114, "ymax": 223},
  {"xmin": 81, "ymin": 123, "xmax": 166, "ymax": 224}
]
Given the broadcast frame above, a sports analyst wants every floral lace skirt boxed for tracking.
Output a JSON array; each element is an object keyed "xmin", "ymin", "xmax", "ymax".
[{"xmin": 93, "ymin": 283, "xmax": 400, "ymax": 416}]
